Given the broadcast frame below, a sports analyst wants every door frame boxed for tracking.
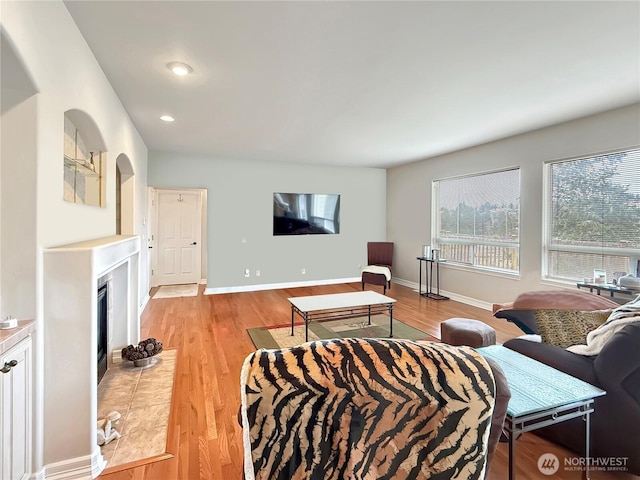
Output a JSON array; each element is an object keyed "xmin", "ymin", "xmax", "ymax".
[{"xmin": 148, "ymin": 187, "xmax": 207, "ymax": 288}]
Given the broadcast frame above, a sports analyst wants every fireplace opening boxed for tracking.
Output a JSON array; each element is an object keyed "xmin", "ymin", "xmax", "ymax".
[{"xmin": 97, "ymin": 282, "xmax": 108, "ymax": 384}]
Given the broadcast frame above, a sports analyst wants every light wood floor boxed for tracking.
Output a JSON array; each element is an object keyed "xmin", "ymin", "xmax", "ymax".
[{"xmin": 99, "ymin": 282, "xmax": 638, "ymax": 480}]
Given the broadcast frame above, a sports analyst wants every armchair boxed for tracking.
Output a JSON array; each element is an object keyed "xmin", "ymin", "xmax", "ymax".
[
  {"xmin": 361, "ymin": 241, "xmax": 393, "ymax": 294},
  {"xmin": 239, "ymin": 338, "xmax": 508, "ymax": 479}
]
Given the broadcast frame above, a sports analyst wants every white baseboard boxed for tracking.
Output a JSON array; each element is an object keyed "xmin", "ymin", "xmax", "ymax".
[
  {"xmin": 39, "ymin": 450, "xmax": 105, "ymax": 479},
  {"xmin": 392, "ymin": 278, "xmax": 492, "ymax": 311},
  {"xmin": 111, "ymin": 348, "xmax": 124, "ymax": 364},
  {"xmin": 205, "ymin": 277, "xmax": 361, "ymax": 295},
  {"xmin": 391, "ymin": 278, "xmax": 418, "ymax": 290},
  {"xmin": 204, "ymin": 276, "xmax": 492, "ymax": 311},
  {"xmin": 444, "ymin": 291, "xmax": 492, "ymax": 311}
]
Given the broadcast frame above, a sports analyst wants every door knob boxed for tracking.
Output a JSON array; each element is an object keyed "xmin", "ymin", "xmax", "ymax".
[
  {"xmin": 191, "ymin": 242, "xmax": 197, "ymax": 245},
  {"xmin": 1, "ymin": 359, "xmax": 18, "ymax": 374}
]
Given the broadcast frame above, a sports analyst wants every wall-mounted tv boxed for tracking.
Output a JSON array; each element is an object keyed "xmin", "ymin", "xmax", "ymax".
[{"xmin": 274, "ymin": 193, "xmax": 340, "ymax": 235}]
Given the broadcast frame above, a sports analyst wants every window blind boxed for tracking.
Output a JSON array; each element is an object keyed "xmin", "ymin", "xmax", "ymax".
[
  {"xmin": 433, "ymin": 168, "xmax": 520, "ymax": 273},
  {"xmin": 546, "ymin": 148, "xmax": 640, "ymax": 281}
]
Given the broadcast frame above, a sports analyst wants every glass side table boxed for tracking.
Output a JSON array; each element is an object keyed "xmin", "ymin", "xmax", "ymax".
[{"xmin": 477, "ymin": 345, "xmax": 606, "ymax": 480}]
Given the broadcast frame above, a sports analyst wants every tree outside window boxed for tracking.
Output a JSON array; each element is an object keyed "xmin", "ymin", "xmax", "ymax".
[
  {"xmin": 546, "ymin": 149, "xmax": 640, "ymax": 282},
  {"xmin": 433, "ymin": 168, "xmax": 520, "ymax": 273}
]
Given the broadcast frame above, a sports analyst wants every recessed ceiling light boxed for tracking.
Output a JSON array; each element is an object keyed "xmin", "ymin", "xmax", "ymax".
[
  {"xmin": 160, "ymin": 115, "xmax": 175, "ymax": 122},
  {"xmin": 167, "ymin": 62, "xmax": 192, "ymax": 76}
]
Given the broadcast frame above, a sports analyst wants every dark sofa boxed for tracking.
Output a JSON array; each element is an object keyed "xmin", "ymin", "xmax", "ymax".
[{"xmin": 495, "ymin": 292, "xmax": 640, "ymax": 475}]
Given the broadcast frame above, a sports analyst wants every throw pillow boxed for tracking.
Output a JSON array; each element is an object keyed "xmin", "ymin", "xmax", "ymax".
[{"xmin": 533, "ymin": 309, "xmax": 612, "ymax": 348}]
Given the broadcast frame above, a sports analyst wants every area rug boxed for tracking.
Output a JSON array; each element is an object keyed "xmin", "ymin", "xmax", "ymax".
[
  {"xmin": 152, "ymin": 283, "xmax": 198, "ymax": 299},
  {"xmin": 97, "ymin": 349, "xmax": 177, "ymax": 472},
  {"xmin": 247, "ymin": 314, "xmax": 436, "ymax": 349}
]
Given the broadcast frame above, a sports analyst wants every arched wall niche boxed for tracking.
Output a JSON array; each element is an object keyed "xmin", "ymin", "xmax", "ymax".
[
  {"xmin": 116, "ymin": 153, "xmax": 135, "ymax": 235},
  {"xmin": 63, "ymin": 109, "xmax": 107, "ymax": 206},
  {"xmin": 64, "ymin": 109, "xmax": 106, "ymax": 152}
]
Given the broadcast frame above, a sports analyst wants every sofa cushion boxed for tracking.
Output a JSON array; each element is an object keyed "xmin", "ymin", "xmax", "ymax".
[
  {"xmin": 533, "ymin": 309, "xmax": 611, "ymax": 348},
  {"xmin": 593, "ymin": 322, "xmax": 640, "ymax": 407},
  {"xmin": 511, "ymin": 290, "xmax": 619, "ymax": 310},
  {"xmin": 493, "ymin": 290, "xmax": 618, "ymax": 334}
]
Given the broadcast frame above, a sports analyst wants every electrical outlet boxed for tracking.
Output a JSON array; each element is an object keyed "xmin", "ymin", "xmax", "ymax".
[
  {"xmin": 301, "ymin": 267, "xmax": 306, "ymax": 275},
  {"xmin": 244, "ymin": 269, "xmax": 250, "ymax": 277},
  {"xmin": 256, "ymin": 270, "xmax": 261, "ymax": 277}
]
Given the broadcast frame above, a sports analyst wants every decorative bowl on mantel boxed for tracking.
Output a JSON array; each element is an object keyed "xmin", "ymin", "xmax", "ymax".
[{"xmin": 121, "ymin": 338, "xmax": 163, "ymax": 367}]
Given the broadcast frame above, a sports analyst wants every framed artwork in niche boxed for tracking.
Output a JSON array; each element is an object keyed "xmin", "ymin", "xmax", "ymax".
[{"xmin": 63, "ymin": 115, "xmax": 105, "ymax": 207}]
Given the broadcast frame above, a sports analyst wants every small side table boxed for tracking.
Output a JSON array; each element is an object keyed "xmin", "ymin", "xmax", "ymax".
[
  {"xmin": 478, "ymin": 345, "xmax": 606, "ymax": 480},
  {"xmin": 417, "ymin": 257, "xmax": 449, "ymax": 300}
]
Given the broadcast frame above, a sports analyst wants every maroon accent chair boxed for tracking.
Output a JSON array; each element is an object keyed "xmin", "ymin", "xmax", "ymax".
[{"xmin": 361, "ymin": 242, "xmax": 394, "ymax": 294}]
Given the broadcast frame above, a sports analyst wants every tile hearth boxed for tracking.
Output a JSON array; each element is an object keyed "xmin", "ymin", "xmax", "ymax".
[{"xmin": 97, "ymin": 349, "xmax": 176, "ymax": 470}]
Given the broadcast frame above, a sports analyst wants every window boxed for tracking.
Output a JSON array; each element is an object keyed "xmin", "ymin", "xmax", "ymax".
[
  {"xmin": 544, "ymin": 148, "xmax": 640, "ymax": 283},
  {"xmin": 432, "ymin": 168, "xmax": 520, "ymax": 273}
]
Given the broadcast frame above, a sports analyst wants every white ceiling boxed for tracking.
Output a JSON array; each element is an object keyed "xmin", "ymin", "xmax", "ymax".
[{"xmin": 63, "ymin": 1, "xmax": 640, "ymax": 169}]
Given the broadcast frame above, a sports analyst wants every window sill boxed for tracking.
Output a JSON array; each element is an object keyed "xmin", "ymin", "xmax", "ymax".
[
  {"xmin": 441, "ymin": 261, "xmax": 521, "ymax": 280},
  {"xmin": 540, "ymin": 278, "xmax": 580, "ymax": 290}
]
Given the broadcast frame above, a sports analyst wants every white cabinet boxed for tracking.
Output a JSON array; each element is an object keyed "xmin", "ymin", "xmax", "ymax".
[{"xmin": 0, "ymin": 335, "xmax": 32, "ymax": 480}]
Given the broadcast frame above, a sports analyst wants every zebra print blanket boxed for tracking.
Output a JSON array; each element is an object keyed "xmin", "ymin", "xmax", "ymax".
[{"xmin": 240, "ymin": 338, "xmax": 496, "ymax": 480}]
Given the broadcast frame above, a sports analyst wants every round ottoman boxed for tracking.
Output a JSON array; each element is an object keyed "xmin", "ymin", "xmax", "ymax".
[{"xmin": 440, "ymin": 318, "xmax": 496, "ymax": 347}]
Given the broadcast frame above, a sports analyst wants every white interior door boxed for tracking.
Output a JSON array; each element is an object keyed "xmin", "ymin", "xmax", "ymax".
[{"xmin": 155, "ymin": 190, "xmax": 202, "ymax": 286}]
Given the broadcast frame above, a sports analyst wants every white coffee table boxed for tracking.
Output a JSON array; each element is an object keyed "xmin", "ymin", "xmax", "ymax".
[{"xmin": 288, "ymin": 291, "xmax": 397, "ymax": 342}]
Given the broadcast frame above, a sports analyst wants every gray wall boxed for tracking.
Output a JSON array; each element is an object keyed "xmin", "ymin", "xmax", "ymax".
[
  {"xmin": 387, "ymin": 104, "xmax": 640, "ymax": 307},
  {"xmin": 148, "ymin": 152, "xmax": 386, "ymax": 290}
]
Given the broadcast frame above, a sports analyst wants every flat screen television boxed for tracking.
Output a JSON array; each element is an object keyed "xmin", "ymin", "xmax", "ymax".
[{"xmin": 273, "ymin": 193, "xmax": 340, "ymax": 235}]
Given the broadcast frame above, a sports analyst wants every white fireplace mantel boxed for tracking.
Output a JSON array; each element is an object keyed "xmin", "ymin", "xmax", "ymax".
[{"xmin": 43, "ymin": 235, "xmax": 140, "ymax": 478}]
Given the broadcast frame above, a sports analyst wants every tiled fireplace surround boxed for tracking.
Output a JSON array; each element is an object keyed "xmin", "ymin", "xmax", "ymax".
[{"xmin": 44, "ymin": 235, "xmax": 140, "ymax": 478}]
